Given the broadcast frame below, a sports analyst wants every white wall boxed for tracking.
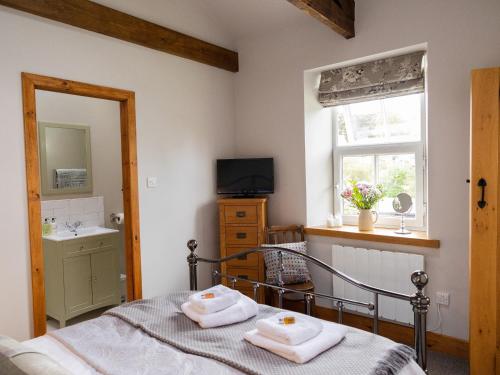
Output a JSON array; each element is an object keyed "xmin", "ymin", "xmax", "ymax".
[
  {"xmin": 234, "ymin": 0, "xmax": 500, "ymax": 340},
  {"xmin": 0, "ymin": 6, "xmax": 235, "ymax": 340}
]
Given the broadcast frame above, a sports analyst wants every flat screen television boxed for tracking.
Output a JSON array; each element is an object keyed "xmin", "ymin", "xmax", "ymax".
[{"xmin": 217, "ymin": 158, "xmax": 274, "ymax": 196}]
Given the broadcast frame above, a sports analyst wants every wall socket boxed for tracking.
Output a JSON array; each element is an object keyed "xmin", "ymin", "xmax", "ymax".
[
  {"xmin": 146, "ymin": 176, "xmax": 158, "ymax": 188},
  {"xmin": 436, "ymin": 291, "xmax": 450, "ymax": 306}
]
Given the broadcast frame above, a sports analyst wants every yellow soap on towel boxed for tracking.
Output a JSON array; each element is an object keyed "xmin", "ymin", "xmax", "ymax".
[{"xmin": 279, "ymin": 316, "xmax": 296, "ymax": 325}]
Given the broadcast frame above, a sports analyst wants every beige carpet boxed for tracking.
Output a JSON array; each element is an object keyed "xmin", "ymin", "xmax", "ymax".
[{"xmin": 428, "ymin": 351, "xmax": 469, "ymax": 375}]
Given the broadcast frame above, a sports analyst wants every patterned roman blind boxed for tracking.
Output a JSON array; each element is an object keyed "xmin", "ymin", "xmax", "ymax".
[{"xmin": 318, "ymin": 51, "xmax": 426, "ymax": 107}]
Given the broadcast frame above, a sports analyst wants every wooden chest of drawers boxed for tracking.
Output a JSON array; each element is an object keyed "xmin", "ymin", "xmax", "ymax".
[{"xmin": 218, "ymin": 198, "xmax": 267, "ymax": 303}]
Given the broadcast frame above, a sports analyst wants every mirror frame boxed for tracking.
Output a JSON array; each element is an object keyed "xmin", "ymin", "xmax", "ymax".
[
  {"xmin": 22, "ymin": 73, "xmax": 142, "ymax": 337},
  {"xmin": 38, "ymin": 122, "xmax": 93, "ymax": 195}
]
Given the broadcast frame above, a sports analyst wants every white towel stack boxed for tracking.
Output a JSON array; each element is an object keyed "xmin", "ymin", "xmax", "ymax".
[
  {"xmin": 182, "ymin": 285, "xmax": 258, "ymax": 328},
  {"xmin": 244, "ymin": 312, "xmax": 348, "ymax": 364}
]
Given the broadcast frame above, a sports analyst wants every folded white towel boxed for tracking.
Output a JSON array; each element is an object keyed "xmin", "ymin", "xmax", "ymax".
[
  {"xmin": 244, "ymin": 321, "xmax": 348, "ymax": 364},
  {"xmin": 182, "ymin": 294, "xmax": 258, "ymax": 328},
  {"xmin": 188, "ymin": 285, "xmax": 241, "ymax": 314},
  {"xmin": 256, "ymin": 312, "xmax": 323, "ymax": 345}
]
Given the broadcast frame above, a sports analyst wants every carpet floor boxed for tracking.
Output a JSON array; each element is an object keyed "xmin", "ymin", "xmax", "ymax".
[{"xmin": 427, "ymin": 351, "xmax": 469, "ymax": 374}]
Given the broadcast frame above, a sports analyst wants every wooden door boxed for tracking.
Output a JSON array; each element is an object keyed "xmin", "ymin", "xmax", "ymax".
[
  {"xmin": 91, "ymin": 249, "xmax": 119, "ymax": 306},
  {"xmin": 470, "ymin": 67, "xmax": 500, "ymax": 375},
  {"xmin": 63, "ymin": 255, "xmax": 92, "ymax": 314}
]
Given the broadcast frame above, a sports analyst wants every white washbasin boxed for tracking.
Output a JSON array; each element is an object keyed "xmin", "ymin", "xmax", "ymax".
[{"xmin": 43, "ymin": 226, "xmax": 119, "ymax": 242}]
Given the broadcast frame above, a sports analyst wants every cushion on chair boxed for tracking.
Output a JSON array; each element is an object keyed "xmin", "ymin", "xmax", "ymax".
[
  {"xmin": 0, "ymin": 335, "xmax": 71, "ymax": 375},
  {"xmin": 263, "ymin": 241, "xmax": 312, "ymax": 284}
]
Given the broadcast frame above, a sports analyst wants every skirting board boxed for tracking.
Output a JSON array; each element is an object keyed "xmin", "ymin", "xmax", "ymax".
[{"xmin": 286, "ymin": 300, "xmax": 468, "ymax": 359}]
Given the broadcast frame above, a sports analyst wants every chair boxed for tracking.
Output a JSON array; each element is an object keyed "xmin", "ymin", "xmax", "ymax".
[{"xmin": 264, "ymin": 225, "xmax": 315, "ymax": 314}]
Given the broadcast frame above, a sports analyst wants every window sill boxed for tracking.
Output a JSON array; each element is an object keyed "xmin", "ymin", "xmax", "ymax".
[{"xmin": 304, "ymin": 225, "xmax": 440, "ymax": 249}]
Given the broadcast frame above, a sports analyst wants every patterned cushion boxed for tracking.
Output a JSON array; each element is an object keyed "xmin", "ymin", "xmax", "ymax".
[
  {"xmin": 0, "ymin": 335, "xmax": 71, "ymax": 375},
  {"xmin": 263, "ymin": 241, "xmax": 311, "ymax": 284}
]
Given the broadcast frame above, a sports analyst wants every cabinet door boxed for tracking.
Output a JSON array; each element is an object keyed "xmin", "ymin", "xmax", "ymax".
[
  {"xmin": 91, "ymin": 249, "xmax": 119, "ymax": 306},
  {"xmin": 63, "ymin": 255, "xmax": 92, "ymax": 314}
]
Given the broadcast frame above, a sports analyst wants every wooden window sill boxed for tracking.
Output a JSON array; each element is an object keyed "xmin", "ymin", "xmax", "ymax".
[{"xmin": 304, "ymin": 225, "xmax": 440, "ymax": 249}]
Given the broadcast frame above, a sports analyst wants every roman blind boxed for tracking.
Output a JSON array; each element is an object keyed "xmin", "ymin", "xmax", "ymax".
[{"xmin": 318, "ymin": 51, "xmax": 426, "ymax": 107}]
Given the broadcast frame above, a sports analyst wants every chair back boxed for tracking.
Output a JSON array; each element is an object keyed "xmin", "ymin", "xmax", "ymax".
[{"xmin": 264, "ymin": 225, "xmax": 305, "ymax": 244}]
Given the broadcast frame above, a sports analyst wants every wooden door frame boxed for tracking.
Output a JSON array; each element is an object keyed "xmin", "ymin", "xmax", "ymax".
[{"xmin": 21, "ymin": 72, "xmax": 142, "ymax": 337}]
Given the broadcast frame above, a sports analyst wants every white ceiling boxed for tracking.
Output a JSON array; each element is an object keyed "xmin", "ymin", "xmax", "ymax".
[
  {"xmin": 193, "ymin": 0, "xmax": 311, "ymax": 42},
  {"xmin": 93, "ymin": 0, "xmax": 313, "ymax": 50}
]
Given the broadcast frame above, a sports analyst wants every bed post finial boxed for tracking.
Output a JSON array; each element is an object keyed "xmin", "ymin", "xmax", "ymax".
[
  {"xmin": 410, "ymin": 270, "xmax": 430, "ymax": 372},
  {"xmin": 187, "ymin": 239, "xmax": 198, "ymax": 291}
]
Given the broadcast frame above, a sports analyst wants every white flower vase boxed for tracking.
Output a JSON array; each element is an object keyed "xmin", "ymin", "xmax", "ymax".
[{"xmin": 358, "ymin": 209, "xmax": 378, "ymax": 231}]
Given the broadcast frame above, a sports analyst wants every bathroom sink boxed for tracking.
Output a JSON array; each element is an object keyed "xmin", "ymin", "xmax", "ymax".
[{"xmin": 43, "ymin": 226, "xmax": 119, "ymax": 241}]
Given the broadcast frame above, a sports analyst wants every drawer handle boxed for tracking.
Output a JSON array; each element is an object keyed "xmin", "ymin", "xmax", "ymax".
[
  {"xmin": 237, "ymin": 254, "xmax": 248, "ymax": 261},
  {"xmin": 238, "ymin": 275, "xmax": 249, "ymax": 280},
  {"xmin": 236, "ymin": 211, "xmax": 246, "ymax": 218},
  {"xmin": 236, "ymin": 232, "xmax": 247, "ymax": 239}
]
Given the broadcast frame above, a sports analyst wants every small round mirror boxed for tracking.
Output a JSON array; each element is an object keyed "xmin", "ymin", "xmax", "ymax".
[{"xmin": 392, "ymin": 193, "xmax": 413, "ymax": 214}]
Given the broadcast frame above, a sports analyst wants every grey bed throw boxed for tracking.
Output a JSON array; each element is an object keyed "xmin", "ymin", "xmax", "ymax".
[{"xmin": 59, "ymin": 292, "xmax": 416, "ymax": 375}]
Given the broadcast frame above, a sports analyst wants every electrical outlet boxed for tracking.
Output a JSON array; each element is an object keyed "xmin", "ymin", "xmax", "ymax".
[
  {"xmin": 146, "ymin": 177, "xmax": 158, "ymax": 188},
  {"xmin": 436, "ymin": 291, "xmax": 449, "ymax": 306}
]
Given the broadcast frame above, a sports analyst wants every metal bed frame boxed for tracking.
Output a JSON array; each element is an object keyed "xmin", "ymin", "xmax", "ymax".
[{"xmin": 186, "ymin": 239, "xmax": 430, "ymax": 372}]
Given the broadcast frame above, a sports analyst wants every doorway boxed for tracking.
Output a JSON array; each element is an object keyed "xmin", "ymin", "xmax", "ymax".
[{"xmin": 22, "ymin": 73, "xmax": 142, "ymax": 337}]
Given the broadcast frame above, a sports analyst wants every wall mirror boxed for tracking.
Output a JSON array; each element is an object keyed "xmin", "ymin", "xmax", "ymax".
[{"xmin": 38, "ymin": 122, "xmax": 93, "ymax": 195}]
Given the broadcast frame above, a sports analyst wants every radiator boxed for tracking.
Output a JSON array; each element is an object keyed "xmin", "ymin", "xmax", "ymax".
[{"xmin": 331, "ymin": 245, "xmax": 424, "ymax": 325}]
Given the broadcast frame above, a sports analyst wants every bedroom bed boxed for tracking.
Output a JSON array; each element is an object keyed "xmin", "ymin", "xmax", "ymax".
[
  {"xmin": 23, "ymin": 317, "xmax": 425, "ymax": 375},
  {"xmin": 17, "ymin": 240, "xmax": 429, "ymax": 375}
]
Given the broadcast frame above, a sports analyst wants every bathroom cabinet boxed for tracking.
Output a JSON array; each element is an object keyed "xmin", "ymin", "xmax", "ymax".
[{"xmin": 43, "ymin": 232, "xmax": 120, "ymax": 328}]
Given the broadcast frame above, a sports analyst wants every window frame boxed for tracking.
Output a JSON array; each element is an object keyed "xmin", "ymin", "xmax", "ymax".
[{"xmin": 332, "ymin": 93, "xmax": 427, "ymax": 229}]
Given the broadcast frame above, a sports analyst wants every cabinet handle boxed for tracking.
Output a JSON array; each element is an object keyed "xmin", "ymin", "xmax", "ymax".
[
  {"xmin": 236, "ymin": 211, "xmax": 246, "ymax": 218},
  {"xmin": 80, "ymin": 245, "xmax": 85, "ymax": 250},
  {"xmin": 99, "ymin": 241, "xmax": 104, "ymax": 246},
  {"xmin": 238, "ymin": 275, "xmax": 248, "ymax": 280},
  {"xmin": 236, "ymin": 232, "xmax": 247, "ymax": 239},
  {"xmin": 237, "ymin": 254, "xmax": 248, "ymax": 261}
]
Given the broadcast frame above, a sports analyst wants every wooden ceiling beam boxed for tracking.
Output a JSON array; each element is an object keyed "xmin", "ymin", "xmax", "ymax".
[
  {"xmin": 0, "ymin": 0, "xmax": 239, "ymax": 72},
  {"xmin": 287, "ymin": 0, "xmax": 355, "ymax": 39}
]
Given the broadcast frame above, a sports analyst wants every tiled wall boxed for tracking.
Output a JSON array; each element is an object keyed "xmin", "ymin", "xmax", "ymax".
[{"xmin": 41, "ymin": 196, "xmax": 105, "ymax": 231}]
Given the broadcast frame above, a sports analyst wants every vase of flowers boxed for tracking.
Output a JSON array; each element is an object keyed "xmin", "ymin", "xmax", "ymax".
[{"xmin": 340, "ymin": 181, "xmax": 384, "ymax": 231}]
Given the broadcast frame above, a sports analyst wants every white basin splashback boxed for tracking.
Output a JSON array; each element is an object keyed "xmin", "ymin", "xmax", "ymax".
[
  {"xmin": 43, "ymin": 226, "xmax": 119, "ymax": 241},
  {"xmin": 41, "ymin": 196, "xmax": 105, "ymax": 228}
]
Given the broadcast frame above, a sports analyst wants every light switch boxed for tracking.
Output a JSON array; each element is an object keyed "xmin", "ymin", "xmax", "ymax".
[{"xmin": 147, "ymin": 177, "xmax": 158, "ymax": 188}]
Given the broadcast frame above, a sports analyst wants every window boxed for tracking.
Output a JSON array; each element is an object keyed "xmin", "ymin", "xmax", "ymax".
[{"xmin": 333, "ymin": 93, "xmax": 426, "ymax": 228}]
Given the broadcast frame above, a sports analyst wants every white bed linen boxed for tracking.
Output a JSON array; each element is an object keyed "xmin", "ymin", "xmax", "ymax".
[
  {"xmin": 23, "ymin": 317, "xmax": 425, "ymax": 375},
  {"xmin": 24, "ymin": 335, "xmax": 100, "ymax": 375}
]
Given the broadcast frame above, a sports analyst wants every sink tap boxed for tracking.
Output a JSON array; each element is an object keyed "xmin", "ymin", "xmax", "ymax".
[{"xmin": 65, "ymin": 221, "xmax": 83, "ymax": 233}]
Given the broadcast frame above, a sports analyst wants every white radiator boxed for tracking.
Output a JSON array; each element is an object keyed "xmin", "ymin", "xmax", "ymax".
[{"xmin": 331, "ymin": 245, "xmax": 424, "ymax": 325}]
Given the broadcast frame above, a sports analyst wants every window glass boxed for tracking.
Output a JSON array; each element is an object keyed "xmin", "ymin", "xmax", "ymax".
[
  {"xmin": 376, "ymin": 154, "xmax": 416, "ymax": 216},
  {"xmin": 336, "ymin": 94, "xmax": 421, "ymax": 146},
  {"xmin": 341, "ymin": 155, "xmax": 374, "ymax": 215},
  {"xmin": 334, "ymin": 93, "xmax": 425, "ymax": 227}
]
